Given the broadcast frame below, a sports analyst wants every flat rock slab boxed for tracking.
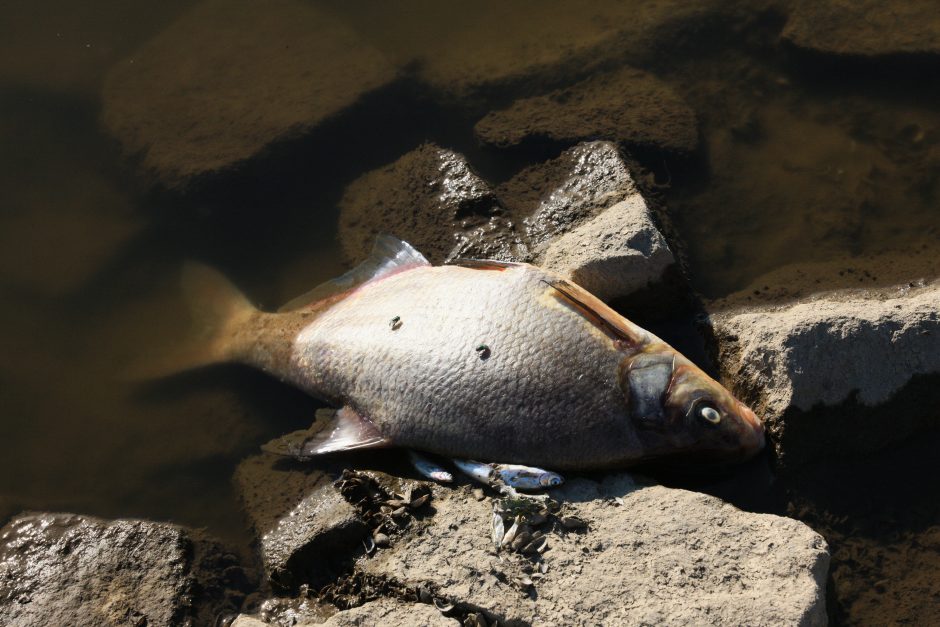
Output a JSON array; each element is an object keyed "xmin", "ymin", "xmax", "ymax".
[
  {"xmin": 708, "ymin": 280, "xmax": 940, "ymax": 458},
  {"xmin": 0, "ymin": 512, "xmax": 248, "ymax": 627},
  {"xmin": 102, "ymin": 0, "xmax": 396, "ymax": 189},
  {"xmin": 475, "ymin": 66, "xmax": 698, "ymax": 154},
  {"xmin": 339, "ymin": 141, "xmax": 675, "ymax": 303},
  {"xmin": 782, "ymin": 0, "xmax": 940, "ymax": 58},
  {"xmin": 359, "ymin": 475, "xmax": 829, "ymax": 626}
]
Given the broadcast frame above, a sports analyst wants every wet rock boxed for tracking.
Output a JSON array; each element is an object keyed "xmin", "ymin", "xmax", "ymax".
[
  {"xmin": 340, "ymin": 141, "xmax": 676, "ymax": 303},
  {"xmin": 358, "ymin": 476, "xmax": 829, "ymax": 626},
  {"xmin": 475, "ymin": 66, "xmax": 698, "ymax": 154},
  {"xmin": 782, "ymin": 0, "xmax": 940, "ymax": 58},
  {"xmin": 0, "ymin": 512, "xmax": 249, "ymax": 627},
  {"xmin": 234, "ymin": 424, "xmax": 367, "ymax": 590},
  {"xmin": 337, "ymin": 143, "xmax": 517, "ymax": 265},
  {"xmin": 101, "ymin": 0, "xmax": 397, "ymax": 189},
  {"xmin": 707, "ymin": 279, "xmax": 940, "ymax": 459}
]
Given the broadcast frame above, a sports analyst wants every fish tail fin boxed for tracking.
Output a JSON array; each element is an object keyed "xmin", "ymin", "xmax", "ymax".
[{"xmin": 127, "ymin": 263, "xmax": 257, "ymax": 380}]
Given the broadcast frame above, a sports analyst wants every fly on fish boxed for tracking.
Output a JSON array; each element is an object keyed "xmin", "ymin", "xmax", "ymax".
[{"xmin": 158, "ymin": 235, "xmax": 764, "ymax": 489}]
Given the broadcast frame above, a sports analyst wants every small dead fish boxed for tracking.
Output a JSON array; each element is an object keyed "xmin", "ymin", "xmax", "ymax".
[
  {"xmin": 159, "ymin": 236, "xmax": 764, "ymax": 469},
  {"xmin": 493, "ymin": 464, "xmax": 563, "ymax": 490}
]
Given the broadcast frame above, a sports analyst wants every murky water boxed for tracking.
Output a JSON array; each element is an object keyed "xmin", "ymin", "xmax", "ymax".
[{"xmin": 1, "ymin": 1, "xmax": 937, "ymax": 624}]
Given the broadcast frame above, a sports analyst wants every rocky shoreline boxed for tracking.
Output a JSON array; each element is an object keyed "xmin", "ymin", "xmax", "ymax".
[{"xmin": 3, "ymin": 0, "xmax": 938, "ymax": 624}]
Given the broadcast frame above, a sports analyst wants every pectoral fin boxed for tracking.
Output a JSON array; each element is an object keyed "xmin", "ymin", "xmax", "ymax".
[{"xmin": 264, "ymin": 406, "xmax": 390, "ymax": 458}]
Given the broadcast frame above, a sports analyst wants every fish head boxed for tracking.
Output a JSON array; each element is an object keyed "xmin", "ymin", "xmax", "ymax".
[{"xmin": 620, "ymin": 347, "xmax": 765, "ymax": 464}]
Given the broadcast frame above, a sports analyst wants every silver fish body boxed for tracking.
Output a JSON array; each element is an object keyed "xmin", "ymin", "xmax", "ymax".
[{"xmin": 181, "ymin": 238, "xmax": 764, "ymax": 469}]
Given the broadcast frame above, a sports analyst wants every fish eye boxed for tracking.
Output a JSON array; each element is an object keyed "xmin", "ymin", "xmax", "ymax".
[{"xmin": 697, "ymin": 404, "xmax": 722, "ymax": 425}]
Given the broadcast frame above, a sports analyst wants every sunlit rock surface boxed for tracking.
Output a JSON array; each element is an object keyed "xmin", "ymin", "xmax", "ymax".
[
  {"xmin": 707, "ymin": 279, "xmax": 940, "ymax": 460},
  {"xmin": 475, "ymin": 66, "xmax": 698, "ymax": 154},
  {"xmin": 782, "ymin": 0, "xmax": 940, "ymax": 58},
  {"xmin": 0, "ymin": 512, "xmax": 249, "ymax": 627},
  {"xmin": 101, "ymin": 0, "xmax": 397, "ymax": 189},
  {"xmin": 339, "ymin": 141, "xmax": 676, "ymax": 303},
  {"xmin": 356, "ymin": 475, "xmax": 829, "ymax": 626}
]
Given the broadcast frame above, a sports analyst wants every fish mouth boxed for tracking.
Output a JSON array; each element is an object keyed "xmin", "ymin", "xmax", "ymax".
[{"xmin": 737, "ymin": 401, "xmax": 766, "ymax": 455}]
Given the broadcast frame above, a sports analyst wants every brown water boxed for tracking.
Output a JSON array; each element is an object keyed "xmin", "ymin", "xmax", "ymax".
[{"xmin": 1, "ymin": 2, "xmax": 938, "ymax": 624}]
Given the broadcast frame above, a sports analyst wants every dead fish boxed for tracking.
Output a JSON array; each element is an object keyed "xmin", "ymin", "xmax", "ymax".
[{"xmin": 159, "ymin": 235, "xmax": 764, "ymax": 469}]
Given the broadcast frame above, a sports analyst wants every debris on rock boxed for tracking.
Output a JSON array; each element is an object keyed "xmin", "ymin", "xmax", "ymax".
[
  {"xmin": 357, "ymin": 475, "xmax": 830, "ymax": 626},
  {"xmin": 475, "ymin": 66, "xmax": 698, "ymax": 154},
  {"xmin": 101, "ymin": 0, "xmax": 397, "ymax": 189},
  {"xmin": 0, "ymin": 512, "xmax": 250, "ymax": 627}
]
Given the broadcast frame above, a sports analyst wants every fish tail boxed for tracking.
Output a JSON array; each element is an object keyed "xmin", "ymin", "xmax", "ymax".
[{"xmin": 127, "ymin": 263, "xmax": 257, "ymax": 380}]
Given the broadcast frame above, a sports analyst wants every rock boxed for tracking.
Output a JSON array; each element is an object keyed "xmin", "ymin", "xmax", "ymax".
[
  {"xmin": 339, "ymin": 141, "xmax": 676, "ymax": 304},
  {"xmin": 101, "ymin": 0, "xmax": 396, "ymax": 189},
  {"xmin": 541, "ymin": 197, "xmax": 675, "ymax": 302},
  {"xmin": 782, "ymin": 0, "xmax": 940, "ymax": 59},
  {"xmin": 0, "ymin": 512, "xmax": 249, "ymax": 627},
  {"xmin": 474, "ymin": 66, "xmax": 698, "ymax": 154},
  {"xmin": 234, "ymin": 434, "xmax": 367, "ymax": 590},
  {"xmin": 358, "ymin": 476, "xmax": 830, "ymax": 626},
  {"xmin": 337, "ymin": 143, "xmax": 515, "ymax": 265},
  {"xmin": 321, "ymin": 598, "xmax": 459, "ymax": 627},
  {"xmin": 707, "ymin": 279, "xmax": 940, "ymax": 460},
  {"xmin": 497, "ymin": 141, "xmax": 640, "ymax": 253},
  {"xmin": 330, "ymin": 1, "xmax": 732, "ymax": 100}
]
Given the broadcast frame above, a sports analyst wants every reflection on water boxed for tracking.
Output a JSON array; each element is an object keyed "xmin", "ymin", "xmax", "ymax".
[{"xmin": 0, "ymin": 0, "xmax": 937, "ymax": 622}]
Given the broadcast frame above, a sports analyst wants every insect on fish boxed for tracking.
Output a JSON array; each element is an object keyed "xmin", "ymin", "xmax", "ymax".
[{"xmin": 163, "ymin": 236, "xmax": 764, "ymax": 471}]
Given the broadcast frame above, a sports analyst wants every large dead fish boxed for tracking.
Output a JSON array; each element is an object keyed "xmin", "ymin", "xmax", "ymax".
[{"xmin": 174, "ymin": 236, "xmax": 764, "ymax": 470}]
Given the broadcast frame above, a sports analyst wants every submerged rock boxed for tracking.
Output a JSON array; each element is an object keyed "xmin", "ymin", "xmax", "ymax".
[
  {"xmin": 475, "ymin": 66, "xmax": 698, "ymax": 154},
  {"xmin": 101, "ymin": 0, "xmax": 397, "ymax": 189},
  {"xmin": 782, "ymin": 0, "xmax": 940, "ymax": 58},
  {"xmin": 357, "ymin": 475, "xmax": 829, "ymax": 626},
  {"xmin": 339, "ymin": 141, "xmax": 676, "ymax": 303},
  {"xmin": 707, "ymin": 279, "xmax": 940, "ymax": 460},
  {"xmin": 0, "ymin": 512, "xmax": 249, "ymax": 627}
]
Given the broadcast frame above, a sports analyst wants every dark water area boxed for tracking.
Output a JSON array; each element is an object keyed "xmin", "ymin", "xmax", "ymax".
[{"xmin": 1, "ymin": 1, "xmax": 938, "ymax": 624}]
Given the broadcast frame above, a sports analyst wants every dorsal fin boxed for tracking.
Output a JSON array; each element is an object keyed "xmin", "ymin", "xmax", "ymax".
[
  {"xmin": 279, "ymin": 235, "xmax": 429, "ymax": 312},
  {"xmin": 541, "ymin": 278, "xmax": 647, "ymax": 347}
]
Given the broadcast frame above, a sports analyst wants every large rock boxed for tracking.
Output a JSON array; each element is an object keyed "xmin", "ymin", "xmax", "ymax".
[
  {"xmin": 358, "ymin": 475, "xmax": 830, "ymax": 626},
  {"xmin": 101, "ymin": 0, "xmax": 397, "ymax": 188},
  {"xmin": 339, "ymin": 141, "xmax": 676, "ymax": 303},
  {"xmin": 707, "ymin": 279, "xmax": 940, "ymax": 460},
  {"xmin": 782, "ymin": 0, "xmax": 940, "ymax": 58},
  {"xmin": 0, "ymin": 512, "xmax": 249, "ymax": 627},
  {"xmin": 475, "ymin": 66, "xmax": 698, "ymax": 154}
]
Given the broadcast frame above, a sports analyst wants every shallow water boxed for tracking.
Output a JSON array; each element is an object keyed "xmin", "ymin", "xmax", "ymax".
[{"xmin": 1, "ymin": 1, "xmax": 937, "ymax": 624}]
